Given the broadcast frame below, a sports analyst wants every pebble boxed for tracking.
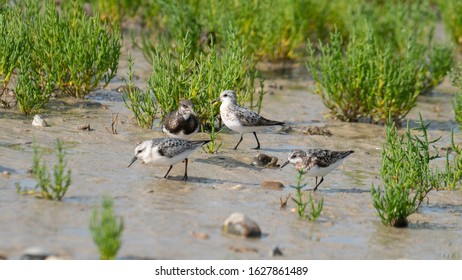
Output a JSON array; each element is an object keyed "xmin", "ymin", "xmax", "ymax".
[
  {"xmin": 252, "ymin": 153, "xmax": 279, "ymax": 167},
  {"xmin": 78, "ymin": 124, "xmax": 91, "ymax": 131},
  {"xmin": 222, "ymin": 213, "xmax": 261, "ymax": 238},
  {"xmin": 261, "ymin": 180, "xmax": 284, "ymax": 190},
  {"xmin": 20, "ymin": 247, "xmax": 52, "ymax": 260},
  {"xmin": 229, "ymin": 246, "xmax": 259, "ymax": 253},
  {"xmin": 269, "ymin": 246, "xmax": 283, "ymax": 257},
  {"xmin": 32, "ymin": 115, "xmax": 48, "ymax": 127},
  {"xmin": 301, "ymin": 126, "xmax": 331, "ymax": 136},
  {"xmin": 191, "ymin": 231, "xmax": 210, "ymax": 240},
  {"xmin": 229, "ymin": 184, "xmax": 245, "ymax": 190},
  {"xmin": 2, "ymin": 170, "xmax": 10, "ymax": 177}
]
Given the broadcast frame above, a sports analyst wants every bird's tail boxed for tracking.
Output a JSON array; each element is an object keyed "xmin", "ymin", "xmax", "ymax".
[
  {"xmin": 263, "ymin": 118, "xmax": 285, "ymax": 126},
  {"xmin": 192, "ymin": 139, "xmax": 212, "ymax": 146}
]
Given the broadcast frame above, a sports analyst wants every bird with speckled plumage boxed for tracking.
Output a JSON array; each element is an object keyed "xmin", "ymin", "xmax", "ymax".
[
  {"xmin": 281, "ymin": 149, "xmax": 354, "ymax": 191},
  {"xmin": 128, "ymin": 138, "xmax": 210, "ymax": 181},
  {"xmin": 213, "ymin": 90, "xmax": 284, "ymax": 150},
  {"xmin": 162, "ymin": 99, "xmax": 200, "ymax": 140}
]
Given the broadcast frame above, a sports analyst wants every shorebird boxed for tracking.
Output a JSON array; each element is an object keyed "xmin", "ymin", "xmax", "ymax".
[
  {"xmin": 128, "ymin": 138, "xmax": 210, "ymax": 181},
  {"xmin": 281, "ymin": 149, "xmax": 354, "ymax": 191},
  {"xmin": 162, "ymin": 99, "xmax": 200, "ymax": 140},
  {"xmin": 213, "ymin": 90, "xmax": 284, "ymax": 150}
]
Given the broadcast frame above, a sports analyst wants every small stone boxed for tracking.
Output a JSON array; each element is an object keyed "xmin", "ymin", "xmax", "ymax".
[
  {"xmin": 191, "ymin": 231, "xmax": 209, "ymax": 240},
  {"xmin": 279, "ymin": 126, "xmax": 293, "ymax": 134},
  {"xmin": 222, "ymin": 212, "xmax": 261, "ymax": 238},
  {"xmin": 229, "ymin": 246, "xmax": 259, "ymax": 253},
  {"xmin": 78, "ymin": 124, "xmax": 91, "ymax": 131},
  {"xmin": 261, "ymin": 180, "xmax": 284, "ymax": 190},
  {"xmin": 252, "ymin": 153, "xmax": 279, "ymax": 167},
  {"xmin": 270, "ymin": 246, "xmax": 283, "ymax": 257},
  {"xmin": 2, "ymin": 170, "xmax": 10, "ymax": 177},
  {"xmin": 20, "ymin": 247, "xmax": 52, "ymax": 260},
  {"xmin": 32, "ymin": 115, "xmax": 48, "ymax": 127},
  {"xmin": 229, "ymin": 184, "xmax": 245, "ymax": 190},
  {"xmin": 302, "ymin": 126, "xmax": 331, "ymax": 136}
]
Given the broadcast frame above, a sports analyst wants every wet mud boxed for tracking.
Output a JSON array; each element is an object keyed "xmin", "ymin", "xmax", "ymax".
[{"xmin": 1, "ymin": 48, "xmax": 462, "ymax": 260}]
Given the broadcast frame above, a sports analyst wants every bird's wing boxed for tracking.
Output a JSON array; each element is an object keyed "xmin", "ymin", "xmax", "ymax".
[
  {"xmin": 234, "ymin": 106, "xmax": 283, "ymax": 126},
  {"xmin": 161, "ymin": 111, "xmax": 178, "ymax": 130}
]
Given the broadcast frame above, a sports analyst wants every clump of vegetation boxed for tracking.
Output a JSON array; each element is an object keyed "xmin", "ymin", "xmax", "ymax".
[
  {"xmin": 0, "ymin": 9, "xmax": 24, "ymax": 107},
  {"xmin": 29, "ymin": 0, "xmax": 121, "ymax": 98},
  {"xmin": 90, "ymin": 196, "xmax": 124, "ymax": 260},
  {"xmin": 371, "ymin": 115, "xmax": 440, "ymax": 227},
  {"xmin": 439, "ymin": 131, "xmax": 462, "ymax": 190},
  {"xmin": 290, "ymin": 171, "xmax": 323, "ymax": 222},
  {"xmin": 0, "ymin": 0, "xmax": 121, "ymax": 114},
  {"xmin": 14, "ymin": 53, "xmax": 55, "ymax": 115},
  {"xmin": 307, "ymin": 29, "xmax": 427, "ymax": 124},
  {"xmin": 17, "ymin": 139, "xmax": 72, "ymax": 201}
]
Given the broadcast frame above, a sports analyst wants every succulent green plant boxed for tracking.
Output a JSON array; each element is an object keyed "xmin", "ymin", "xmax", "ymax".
[{"xmin": 90, "ymin": 196, "xmax": 124, "ymax": 260}]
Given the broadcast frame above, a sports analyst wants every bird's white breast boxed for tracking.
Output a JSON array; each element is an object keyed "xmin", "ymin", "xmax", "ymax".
[
  {"xmin": 143, "ymin": 146, "xmax": 197, "ymax": 166},
  {"xmin": 303, "ymin": 160, "xmax": 344, "ymax": 177}
]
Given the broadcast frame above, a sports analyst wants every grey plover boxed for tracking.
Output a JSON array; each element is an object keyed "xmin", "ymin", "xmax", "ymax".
[
  {"xmin": 213, "ymin": 90, "xmax": 284, "ymax": 150},
  {"xmin": 128, "ymin": 138, "xmax": 210, "ymax": 181},
  {"xmin": 280, "ymin": 149, "xmax": 354, "ymax": 191},
  {"xmin": 162, "ymin": 99, "xmax": 200, "ymax": 139}
]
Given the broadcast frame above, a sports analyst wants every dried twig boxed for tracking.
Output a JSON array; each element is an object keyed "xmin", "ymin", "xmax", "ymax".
[{"xmin": 280, "ymin": 194, "xmax": 291, "ymax": 209}]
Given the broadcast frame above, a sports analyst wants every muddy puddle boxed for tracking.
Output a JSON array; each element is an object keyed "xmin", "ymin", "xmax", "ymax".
[{"xmin": 1, "ymin": 47, "xmax": 462, "ymax": 260}]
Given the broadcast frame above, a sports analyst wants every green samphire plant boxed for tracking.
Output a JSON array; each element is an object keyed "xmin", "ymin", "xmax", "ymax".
[
  {"xmin": 90, "ymin": 196, "xmax": 124, "ymax": 260},
  {"xmin": 307, "ymin": 28, "xmax": 428, "ymax": 124},
  {"xmin": 17, "ymin": 139, "xmax": 72, "ymax": 201},
  {"xmin": 371, "ymin": 115, "xmax": 440, "ymax": 227},
  {"xmin": 1, "ymin": 0, "xmax": 120, "ymax": 114},
  {"xmin": 36, "ymin": 0, "xmax": 121, "ymax": 98},
  {"xmin": 290, "ymin": 171, "xmax": 323, "ymax": 222}
]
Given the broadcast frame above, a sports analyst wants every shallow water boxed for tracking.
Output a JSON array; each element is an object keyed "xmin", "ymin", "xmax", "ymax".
[{"xmin": 1, "ymin": 49, "xmax": 462, "ymax": 259}]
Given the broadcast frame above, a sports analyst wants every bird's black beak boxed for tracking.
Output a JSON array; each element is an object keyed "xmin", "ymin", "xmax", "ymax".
[
  {"xmin": 280, "ymin": 160, "xmax": 290, "ymax": 169},
  {"xmin": 128, "ymin": 156, "xmax": 138, "ymax": 167},
  {"xmin": 212, "ymin": 97, "xmax": 220, "ymax": 104}
]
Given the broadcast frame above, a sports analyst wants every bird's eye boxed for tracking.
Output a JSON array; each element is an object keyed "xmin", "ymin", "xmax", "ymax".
[
  {"xmin": 291, "ymin": 155, "xmax": 296, "ymax": 159},
  {"xmin": 182, "ymin": 104, "xmax": 187, "ymax": 108},
  {"xmin": 223, "ymin": 94, "xmax": 227, "ymax": 97}
]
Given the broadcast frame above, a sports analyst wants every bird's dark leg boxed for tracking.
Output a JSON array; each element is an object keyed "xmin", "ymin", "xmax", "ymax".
[
  {"xmin": 182, "ymin": 158, "xmax": 188, "ymax": 181},
  {"xmin": 251, "ymin": 132, "xmax": 261, "ymax": 150},
  {"xmin": 233, "ymin": 134, "xmax": 244, "ymax": 150},
  {"xmin": 313, "ymin": 177, "xmax": 324, "ymax": 191},
  {"xmin": 163, "ymin": 165, "xmax": 173, "ymax": 178}
]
